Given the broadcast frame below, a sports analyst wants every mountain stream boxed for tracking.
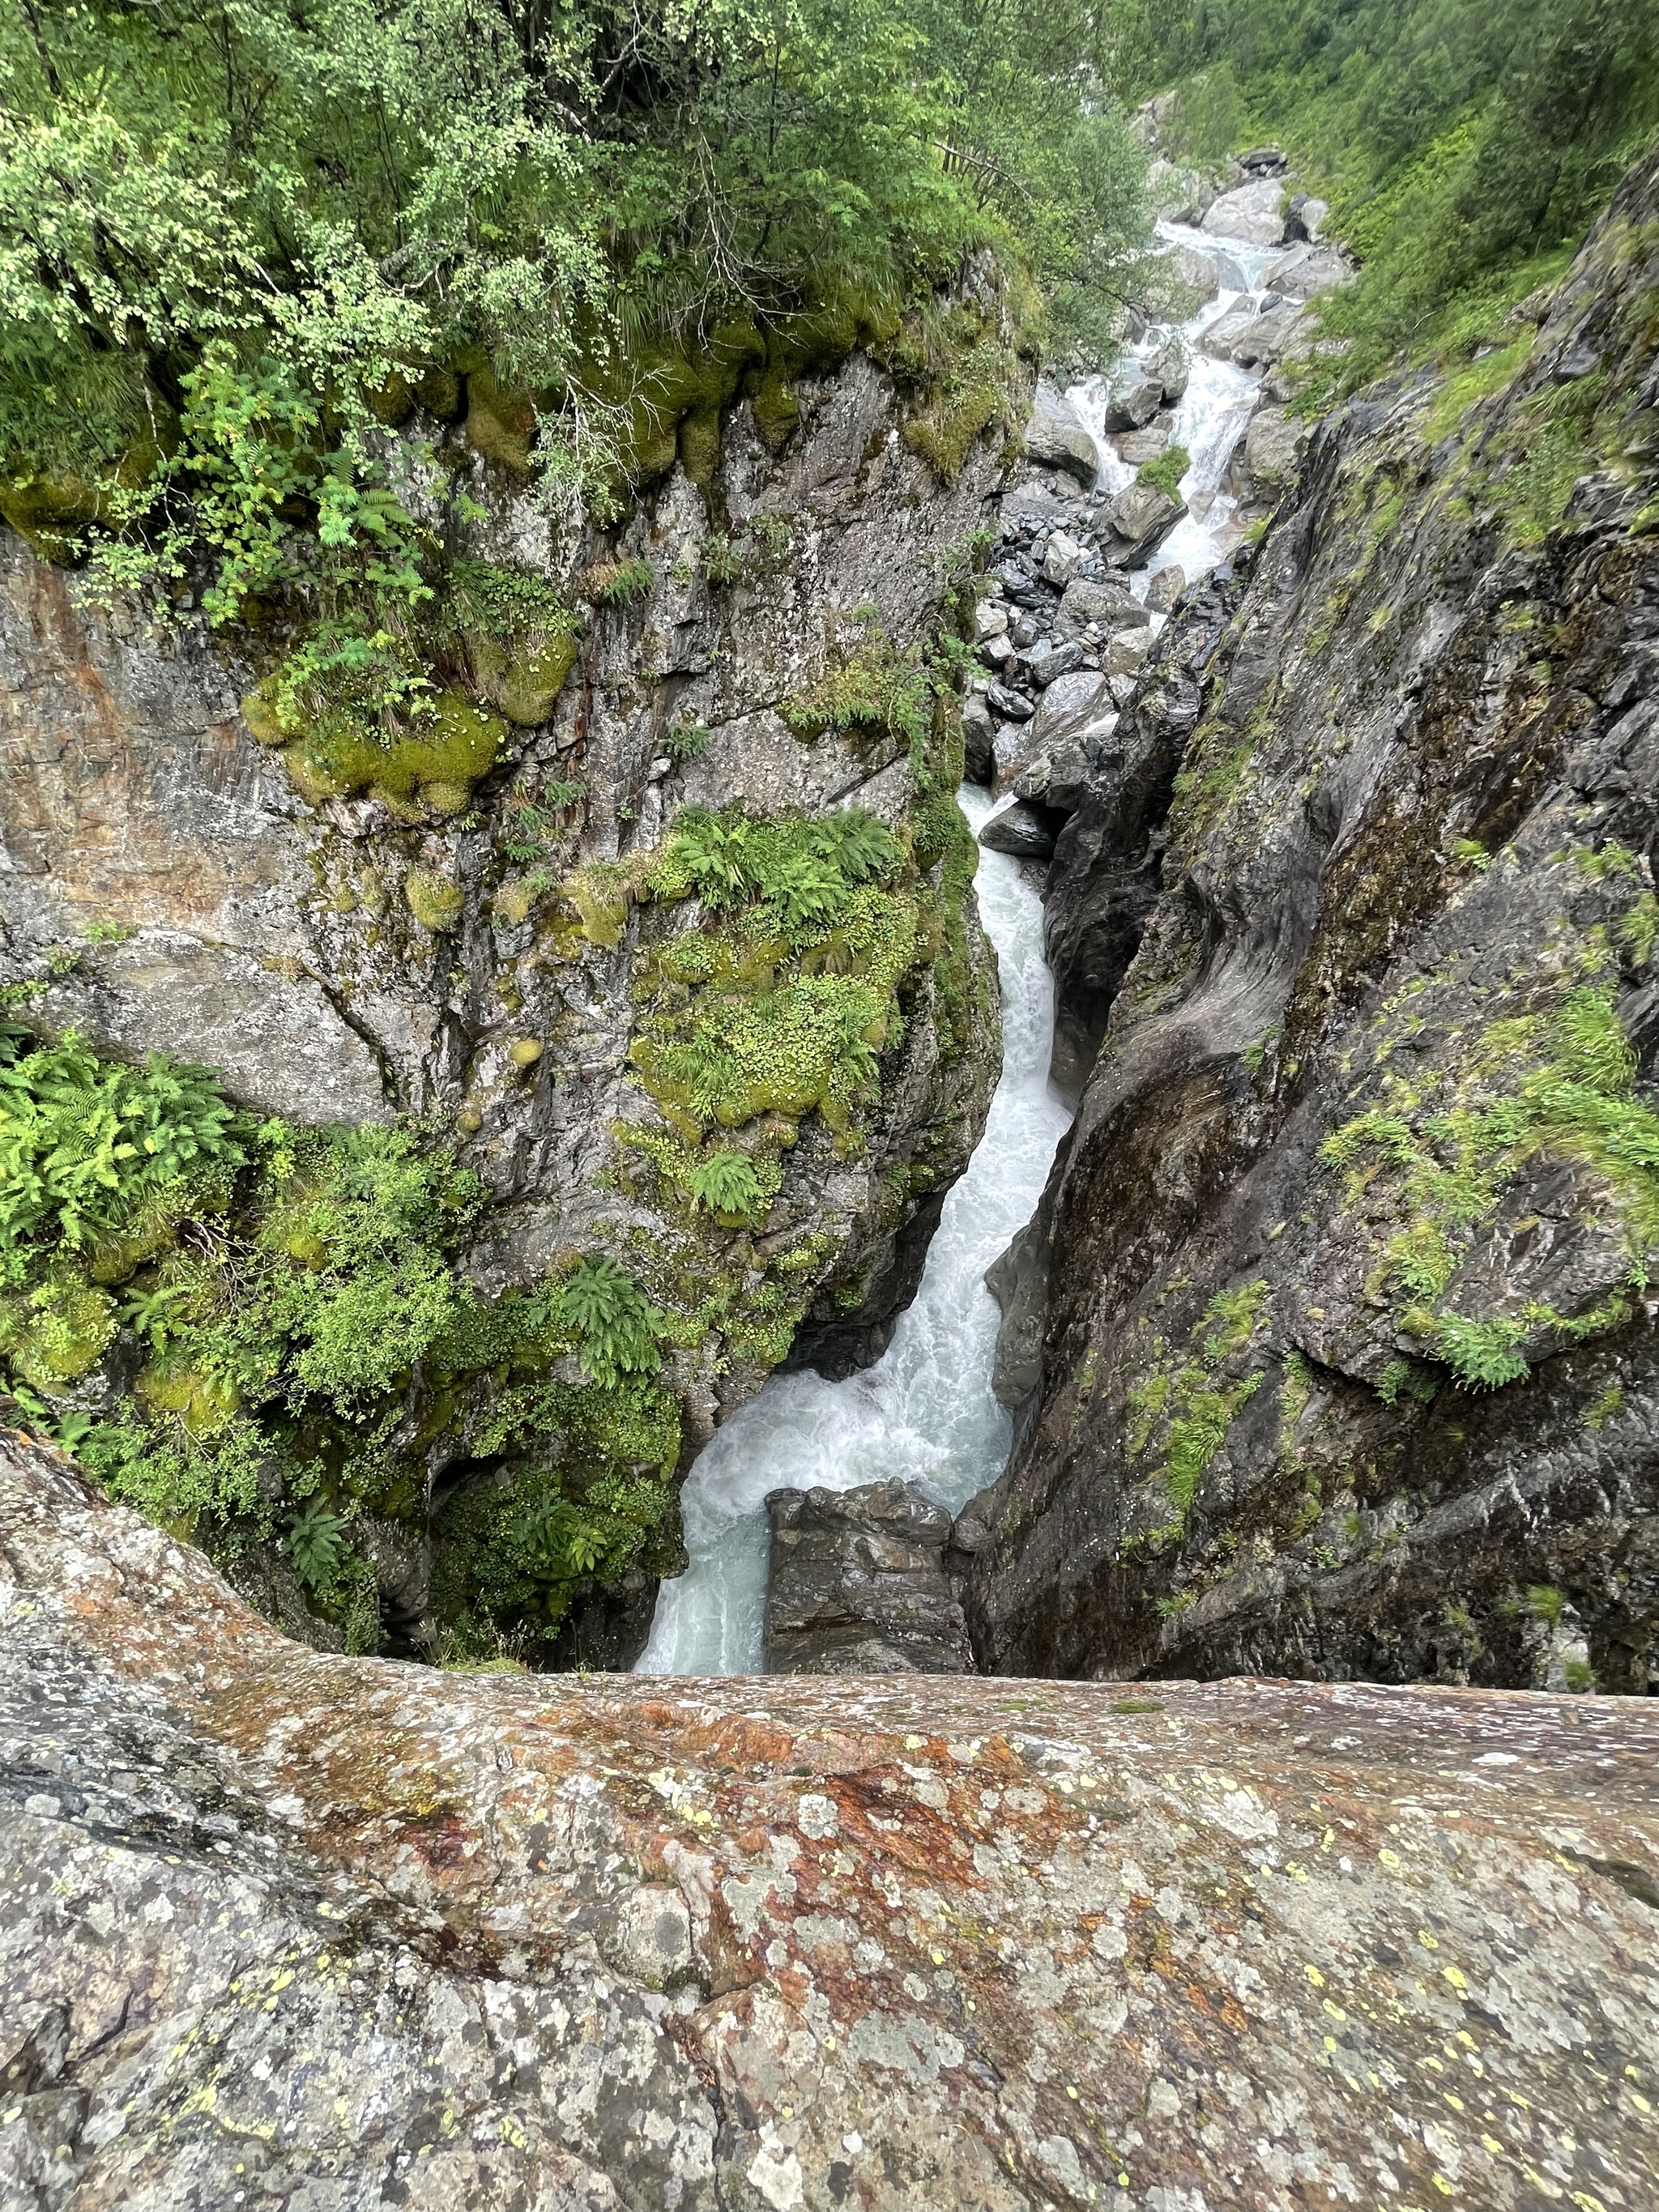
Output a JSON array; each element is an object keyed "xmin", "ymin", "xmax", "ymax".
[{"xmin": 638, "ymin": 219, "xmax": 1282, "ymax": 1674}]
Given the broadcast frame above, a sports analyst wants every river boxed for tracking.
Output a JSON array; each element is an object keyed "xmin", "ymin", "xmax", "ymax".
[{"xmin": 638, "ymin": 218, "xmax": 1279, "ymax": 1676}]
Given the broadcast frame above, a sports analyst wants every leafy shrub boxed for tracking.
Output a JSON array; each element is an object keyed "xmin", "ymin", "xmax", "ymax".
[
  {"xmin": 288, "ymin": 1498, "xmax": 351, "ymax": 1591},
  {"xmin": 0, "ymin": 1029, "xmax": 248, "ymax": 1276},
  {"xmin": 1137, "ymin": 444, "xmax": 1191, "ymax": 501},
  {"xmin": 651, "ymin": 806, "xmax": 904, "ymax": 939},
  {"xmin": 556, "ymin": 1256, "xmax": 664, "ymax": 1387}
]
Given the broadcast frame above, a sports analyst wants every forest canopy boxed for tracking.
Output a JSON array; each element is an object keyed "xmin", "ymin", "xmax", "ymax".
[{"xmin": 0, "ymin": 0, "xmax": 1149, "ymax": 607}]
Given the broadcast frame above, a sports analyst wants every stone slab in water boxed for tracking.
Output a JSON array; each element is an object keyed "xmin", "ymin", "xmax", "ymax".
[
  {"xmin": 5, "ymin": 1429, "xmax": 1657, "ymax": 2211},
  {"xmin": 764, "ymin": 1477, "xmax": 974, "ymax": 1673}
]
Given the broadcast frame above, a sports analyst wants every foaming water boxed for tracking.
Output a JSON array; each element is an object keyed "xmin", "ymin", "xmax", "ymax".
[
  {"xmin": 1069, "ymin": 218, "xmax": 1281, "ymax": 598},
  {"xmin": 637, "ymin": 784, "xmax": 1073, "ymax": 1676}
]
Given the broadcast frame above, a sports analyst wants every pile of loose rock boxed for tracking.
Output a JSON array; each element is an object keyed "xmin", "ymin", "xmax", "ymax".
[{"xmin": 970, "ymin": 386, "xmax": 1186, "ymax": 860}]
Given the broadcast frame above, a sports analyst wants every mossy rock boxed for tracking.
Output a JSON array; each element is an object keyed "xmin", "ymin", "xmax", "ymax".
[
  {"xmin": 471, "ymin": 631, "xmax": 579, "ymax": 727},
  {"xmin": 135, "ymin": 1363, "xmax": 241, "ymax": 1437},
  {"xmin": 249, "ymin": 684, "xmax": 506, "ymax": 808},
  {"xmin": 0, "ymin": 442, "xmax": 163, "ymax": 565},
  {"xmin": 0, "ymin": 1282, "xmax": 117, "ymax": 1387},
  {"xmin": 366, "ymin": 371, "xmax": 416, "ymax": 428},
  {"xmin": 414, "ymin": 365, "xmax": 463, "ymax": 420},
  {"xmin": 406, "ymin": 867, "xmax": 465, "ymax": 931},
  {"xmin": 466, "ymin": 366, "xmax": 538, "ymax": 479}
]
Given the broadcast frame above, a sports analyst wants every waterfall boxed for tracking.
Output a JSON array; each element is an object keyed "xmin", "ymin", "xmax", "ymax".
[
  {"xmin": 638, "ymin": 219, "xmax": 1274, "ymax": 1678},
  {"xmin": 637, "ymin": 782, "xmax": 1072, "ymax": 1675}
]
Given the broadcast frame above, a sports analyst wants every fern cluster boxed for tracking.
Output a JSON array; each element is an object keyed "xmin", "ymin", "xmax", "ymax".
[
  {"xmin": 651, "ymin": 806, "xmax": 904, "ymax": 942},
  {"xmin": 0, "ymin": 1026, "xmax": 249, "ymax": 1276}
]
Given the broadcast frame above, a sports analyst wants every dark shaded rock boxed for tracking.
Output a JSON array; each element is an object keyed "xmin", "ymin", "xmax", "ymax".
[
  {"xmin": 987, "ymin": 680, "xmax": 1034, "ymax": 721},
  {"xmin": 1024, "ymin": 637, "xmax": 1084, "ymax": 688},
  {"xmin": 993, "ymin": 670, "xmax": 1115, "ymax": 795},
  {"xmin": 979, "ymin": 799, "xmax": 1060, "ymax": 859},
  {"xmin": 962, "ymin": 688, "xmax": 996, "ymax": 784},
  {"xmin": 763, "ymin": 1479, "xmax": 973, "ymax": 1671},
  {"xmin": 968, "ymin": 148, "xmax": 1659, "ymax": 1694}
]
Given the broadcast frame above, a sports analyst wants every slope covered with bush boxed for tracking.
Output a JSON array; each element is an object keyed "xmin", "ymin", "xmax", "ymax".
[{"xmin": 1118, "ymin": 0, "xmax": 1659, "ymax": 386}]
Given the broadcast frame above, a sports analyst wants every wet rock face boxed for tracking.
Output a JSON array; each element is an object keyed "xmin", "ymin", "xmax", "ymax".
[
  {"xmin": 970, "ymin": 151, "xmax": 1659, "ymax": 1693},
  {"xmin": 6, "ymin": 1432, "xmax": 1658, "ymax": 2211},
  {"xmin": 763, "ymin": 1478, "xmax": 975, "ymax": 1671}
]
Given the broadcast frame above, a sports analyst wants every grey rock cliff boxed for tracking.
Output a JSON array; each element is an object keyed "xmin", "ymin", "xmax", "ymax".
[
  {"xmin": 0, "ymin": 337, "xmax": 1008, "ymax": 1660},
  {"xmin": 970, "ymin": 147, "xmax": 1659, "ymax": 1693}
]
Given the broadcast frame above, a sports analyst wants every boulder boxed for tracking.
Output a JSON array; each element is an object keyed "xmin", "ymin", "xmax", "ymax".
[
  {"xmin": 973, "ymin": 599, "xmax": 1009, "ymax": 641},
  {"xmin": 1023, "ymin": 637, "xmax": 1085, "ymax": 688},
  {"xmin": 961, "ymin": 689, "xmax": 996, "ymax": 784},
  {"xmin": 995, "ymin": 668, "xmax": 1115, "ymax": 791},
  {"xmin": 1098, "ymin": 376, "xmax": 1163, "ymax": 433},
  {"xmin": 986, "ymin": 680, "xmax": 1034, "ymax": 722},
  {"xmin": 1054, "ymin": 578, "xmax": 1149, "ymax": 637},
  {"xmin": 1200, "ymin": 176, "xmax": 1289, "ymax": 245},
  {"xmin": 1103, "ymin": 479, "xmax": 1185, "ymax": 565},
  {"xmin": 1115, "ymin": 423, "xmax": 1170, "ymax": 467},
  {"xmin": 978, "ymin": 797, "xmax": 1061, "ymax": 860},
  {"xmin": 1284, "ymin": 190, "xmax": 1329, "ymax": 241},
  {"xmin": 764, "ymin": 1480, "xmax": 973, "ymax": 1673},
  {"xmin": 1197, "ymin": 298, "xmax": 1307, "ymax": 368},
  {"xmin": 1145, "ymin": 564, "xmax": 1186, "ymax": 612},
  {"xmin": 1260, "ymin": 241, "xmax": 1354, "ymax": 299},
  {"xmin": 1015, "ymin": 729, "xmax": 1111, "ymax": 815},
  {"xmin": 1147, "ymin": 336, "xmax": 1189, "ymax": 404},
  {"xmin": 1021, "ymin": 383, "xmax": 1098, "ymax": 488},
  {"xmin": 10, "ymin": 1434, "xmax": 1657, "ymax": 2212},
  {"xmin": 1162, "ymin": 241, "xmax": 1221, "ymax": 305},
  {"xmin": 1230, "ymin": 403, "xmax": 1303, "ymax": 504},
  {"xmin": 1144, "ymin": 156, "xmax": 1207, "ymax": 224},
  {"xmin": 1235, "ymin": 145, "xmax": 1288, "ymax": 176},
  {"xmin": 981, "ymin": 631, "xmax": 1014, "ymax": 667},
  {"xmin": 1041, "ymin": 530, "xmax": 1085, "ymax": 586},
  {"xmin": 1105, "ymin": 627, "xmax": 1155, "ymax": 677}
]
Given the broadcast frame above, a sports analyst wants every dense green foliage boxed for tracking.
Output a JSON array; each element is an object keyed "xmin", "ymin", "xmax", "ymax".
[
  {"xmin": 633, "ymin": 805, "xmax": 922, "ymax": 1133},
  {"xmin": 0, "ymin": 1023, "xmax": 679, "ymax": 1656},
  {"xmin": 1, "ymin": 0, "xmax": 1151, "ymax": 607},
  {"xmin": 1121, "ymin": 0, "xmax": 1659, "ymax": 385}
]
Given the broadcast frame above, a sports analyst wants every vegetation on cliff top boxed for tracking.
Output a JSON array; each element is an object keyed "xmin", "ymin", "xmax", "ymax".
[
  {"xmin": 1120, "ymin": 0, "xmax": 1659, "ymax": 388},
  {"xmin": 1, "ymin": 0, "xmax": 1152, "ymax": 608}
]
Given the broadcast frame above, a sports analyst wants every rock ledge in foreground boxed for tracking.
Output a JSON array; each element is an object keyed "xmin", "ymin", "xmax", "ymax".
[{"xmin": 2, "ymin": 1429, "xmax": 1656, "ymax": 2211}]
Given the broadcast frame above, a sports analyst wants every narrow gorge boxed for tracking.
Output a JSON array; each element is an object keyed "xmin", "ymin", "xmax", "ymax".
[{"xmin": 2, "ymin": 2, "xmax": 1657, "ymax": 2204}]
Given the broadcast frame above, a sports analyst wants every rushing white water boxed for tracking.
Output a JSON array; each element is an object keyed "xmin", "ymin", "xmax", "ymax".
[
  {"xmin": 638, "ymin": 783, "xmax": 1073, "ymax": 1675},
  {"xmin": 638, "ymin": 221, "xmax": 1273, "ymax": 1677},
  {"xmin": 1069, "ymin": 217, "xmax": 1283, "ymax": 599}
]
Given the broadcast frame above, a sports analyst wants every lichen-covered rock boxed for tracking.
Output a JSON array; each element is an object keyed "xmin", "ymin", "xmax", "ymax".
[
  {"xmin": 970, "ymin": 147, "xmax": 1659, "ymax": 1693},
  {"xmin": 4, "ymin": 1431, "xmax": 1657, "ymax": 2210}
]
